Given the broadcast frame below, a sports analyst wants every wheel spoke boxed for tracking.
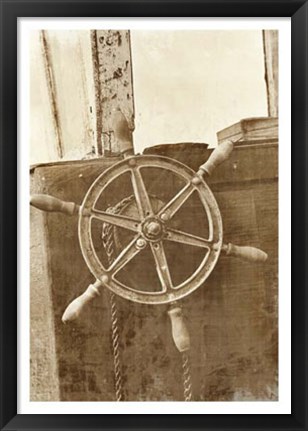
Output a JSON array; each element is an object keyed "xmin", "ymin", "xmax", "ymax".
[
  {"xmin": 108, "ymin": 236, "xmax": 142, "ymax": 274},
  {"xmin": 91, "ymin": 209, "xmax": 139, "ymax": 232},
  {"xmin": 157, "ymin": 182, "xmax": 194, "ymax": 220},
  {"xmin": 130, "ymin": 167, "xmax": 153, "ymax": 218},
  {"xmin": 150, "ymin": 242, "xmax": 173, "ymax": 291},
  {"xmin": 165, "ymin": 228, "xmax": 212, "ymax": 249}
]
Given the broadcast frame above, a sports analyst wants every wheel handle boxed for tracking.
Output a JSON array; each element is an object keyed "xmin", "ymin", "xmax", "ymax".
[
  {"xmin": 30, "ymin": 149, "xmax": 268, "ymax": 322},
  {"xmin": 30, "ymin": 194, "xmax": 80, "ymax": 215}
]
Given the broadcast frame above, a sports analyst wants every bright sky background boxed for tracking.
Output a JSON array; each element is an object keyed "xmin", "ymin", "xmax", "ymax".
[{"xmin": 131, "ymin": 30, "xmax": 268, "ymax": 152}]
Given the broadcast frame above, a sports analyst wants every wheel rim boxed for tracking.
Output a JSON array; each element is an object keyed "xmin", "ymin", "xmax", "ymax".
[{"xmin": 78, "ymin": 154, "xmax": 223, "ymax": 304}]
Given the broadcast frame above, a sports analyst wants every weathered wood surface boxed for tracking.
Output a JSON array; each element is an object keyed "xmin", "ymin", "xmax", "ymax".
[
  {"xmin": 30, "ymin": 142, "xmax": 278, "ymax": 401},
  {"xmin": 217, "ymin": 117, "xmax": 278, "ymax": 146},
  {"xmin": 144, "ymin": 142, "xmax": 278, "ymax": 186},
  {"xmin": 30, "ymin": 175, "xmax": 60, "ymax": 401},
  {"xmin": 30, "ymin": 30, "xmax": 104, "ymax": 164},
  {"xmin": 91, "ymin": 30, "xmax": 135, "ymax": 156},
  {"xmin": 30, "ymin": 31, "xmax": 62, "ymax": 164},
  {"xmin": 263, "ymin": 30, "xmax": 279, "ymax": 117}
]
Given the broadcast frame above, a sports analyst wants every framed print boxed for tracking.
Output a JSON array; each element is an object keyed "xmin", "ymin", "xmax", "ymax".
[{"xmin": 0, "ymin": 1, "xmax": 307, "ymax": 431}]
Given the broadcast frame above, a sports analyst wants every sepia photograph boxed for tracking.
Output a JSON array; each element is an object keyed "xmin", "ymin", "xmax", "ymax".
[{"xmin": 29, "ymin": 26, "xmax": 279, "ymax": 404}]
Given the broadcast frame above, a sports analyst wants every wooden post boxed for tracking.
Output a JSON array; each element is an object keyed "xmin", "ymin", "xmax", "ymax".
[
  {"xmin": 91, "ymin": 30, "xmax": 135, "ymax": 156},
  {"xmin": 262, "ymin": 30, "xmax": 278, "ymax": 117},
  {"xmin": 40, "ymin": 30, "xmax": 64, "ymax": 159},
  {"xmin": 31, "ymin": 31, "xmax": 98, "ymax": 164}
]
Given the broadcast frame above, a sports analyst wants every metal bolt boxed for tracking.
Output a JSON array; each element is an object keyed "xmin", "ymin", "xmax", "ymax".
[
  {"xmin": 136, "ymin": 238, "xmax": 146, "ymax": 249},
  {"xmin": 191, "ymin": 176, "xmax": 201, "ymax": 185},
  {"xmin": 212, "ymin": 243, "xmax": 220, "ymax": 251},
  {"xmin": 81, "ymin": 208, "xmax": 91, "ymax": 217},
  {"xmin": 128, "ymin": 157, "xmax": 136, "ymax": 167},
  {"xmin": 146, "ymin": 221, "xmax": 161, "ymax": 236},
  {"xmin": 101, "ymin": 275, "xmax": 109, "ymax": 284},
  {"xmin": 160, "ymin": 213, "xmax": 169, "ymax": 222}
]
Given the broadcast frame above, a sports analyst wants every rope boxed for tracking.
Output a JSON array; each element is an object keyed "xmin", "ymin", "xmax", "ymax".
[
  {"xmin": 108, "ymin": 292, "xmax": 123, "ymax": 401},
  {"xmin": 181, "ymin": 352, "xmax": 193, "ymax": 401},
  {"xmin": 102, "ymin": 195, "xmax": 193, "ymax": 402},
  {"xmin": 102, "ymin": 196, "xmax": 134, "ymax": 402}
]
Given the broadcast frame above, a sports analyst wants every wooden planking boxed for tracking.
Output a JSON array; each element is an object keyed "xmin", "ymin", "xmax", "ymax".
[
  {"xmin": 30, "ymin": 175, "xmax": 60, "ymax": 401},
  {"xmin": 191, "ymin": 186, "xmax": 277, "ymax": 401},
  {"xmin": 41, "ymin": 30, "xmax": 64, "ymax": 159},
  {"xmin": 30, "ymin": 29, "xmax": 135, "ymax": 163},
  {"xmin": 263, "ymin": 30, "xmax": 279, "ymax": 117},
  {"xmin": 145, "ymin": 142, "xmax": 278, "ymax": 185},
  {"xmin": 45, "ymin": 30, "xmax": 97, "ymax": 160},
  {"xmin": 30, "ymin": 31, "xmax": 97, "ymax": 165},
  {"xmin": 30, "ymin": 31, "xmax": 60, "ymax": 165},
  {"xmin": 30, "ymin": 142, "xmax": 278, "ymax": 401},
  {"xmin": 92, "ymin": 30, "xmax": 135, "ymax": 155},
  {"xmin": 217, "ymin": 117, "xmax": 278, "ymax": 146},
  {"xmin": 31, "ymin": 141, "xmax": 278, "ymax": 188},
  {"xmin": 31, "ymin": 160, "xmax": 117, "ymax": 401}
]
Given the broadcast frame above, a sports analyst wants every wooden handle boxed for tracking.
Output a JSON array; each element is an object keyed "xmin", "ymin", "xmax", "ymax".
[
  {"xmin": 30, "ymin": 194, "xmax": 79, "ymax": 216},
  {"xmin": 62, "ymin": 281, "xmax": 101, "ymax": 323},
  {"xmin": 168, "ymin": 306, "xmax": 190, "ymax": 352},
  {"xmin": 223, "ymin": 243, "xmax": 268, "ymax": 262},
  {"xmin": 197, "ymin": 140, "xmax": 234, "ymax": 177}
]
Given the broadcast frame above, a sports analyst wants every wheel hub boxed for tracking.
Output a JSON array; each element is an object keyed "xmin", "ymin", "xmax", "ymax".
[
  {"xmin": 142, "ymin": 218, "xmax": 164, "ymax": 241},
  {"xmin": 79, "ymin": 155, "xmax": 223, "ymax": 304}
]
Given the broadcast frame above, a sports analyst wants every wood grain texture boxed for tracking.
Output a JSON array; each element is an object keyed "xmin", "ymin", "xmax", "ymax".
[
  {"xmin": 30, "ymin": 32, "xmax": 60, "ymax": 164},
  {"xmin": 92, "ymin": 30, "xmax": 135, "ymax": 155},
  {"xmin": 263, "ymin": 30, "xmax": 279, "ymax": 117},
  {"xmin": 217, "ymin": 117, "xmax": 278, "ymax": 146},
  {"xmin": 30, "ymin": 31, "xmax": 97, "ymax": 164},
  {"xmin": 30, "ymin": 175, "xmax": 60, "ymax": 401}
]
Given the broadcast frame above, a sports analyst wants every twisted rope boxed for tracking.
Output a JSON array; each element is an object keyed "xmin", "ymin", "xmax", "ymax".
[
  {"xmin": 108, "ymin": 292, "xmax": 123, "ymax": 401},
  {"xmin": 102, "ymin": 195, "xmax": 193, "ymax": 402},
  {"xmin": 181, "ymin": 352, "xmax": 193, "ymax": 401},
  {"xmin": 102, "ymin": 196, "xmax": 134, "ymax": 402}
]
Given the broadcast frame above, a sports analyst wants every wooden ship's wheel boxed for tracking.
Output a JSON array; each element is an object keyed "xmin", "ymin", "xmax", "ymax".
[{"xmin": 30, "ymin": 141, "xmax": 268, "ymax": 401}]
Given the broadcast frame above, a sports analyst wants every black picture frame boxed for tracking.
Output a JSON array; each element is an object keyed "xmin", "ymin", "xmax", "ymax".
[{"xmin": 0, "ymin": 1, "xmax": 307, "ymax": 430}]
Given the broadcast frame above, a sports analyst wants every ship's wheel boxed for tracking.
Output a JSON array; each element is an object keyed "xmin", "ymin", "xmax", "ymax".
[{"xmin": 30, "ymin": 141, "xmax": 268, "ymax": 401}]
